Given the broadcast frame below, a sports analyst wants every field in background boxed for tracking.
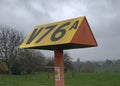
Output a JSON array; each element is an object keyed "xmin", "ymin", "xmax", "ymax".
[{"xmin": 0, "ymin": 72, "xmax": 120, "ymax": 86}]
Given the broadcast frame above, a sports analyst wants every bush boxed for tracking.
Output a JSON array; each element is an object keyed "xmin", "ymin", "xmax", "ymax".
[
  {"xmin": 11, "ymin": 66, "xmax": 21, "ymax": 75},
  {"xmin": 0, "ymin": 63, "xmax": 9, "ymax": 74}
]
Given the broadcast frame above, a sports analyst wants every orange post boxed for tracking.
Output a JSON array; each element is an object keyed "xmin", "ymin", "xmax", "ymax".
[{"xmin": 54, "ymin": 49, "xmax": 64, "ymax": 86}]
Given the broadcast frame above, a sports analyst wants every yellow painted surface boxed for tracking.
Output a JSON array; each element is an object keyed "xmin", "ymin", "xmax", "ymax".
[{"xmin": 20, "ymin": 16, "xmax": 84, "ymax": 48}]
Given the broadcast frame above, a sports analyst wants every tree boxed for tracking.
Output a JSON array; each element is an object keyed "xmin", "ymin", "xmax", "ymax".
[
  {"xmin": 46, "ymin": 58, "xmax": 54, "ymax": 73},
  {"xmin": 47, "ymin": 58, "xmax": 54, "ymax": 66},
  {"xmin": 64, "ymin": 52, "xmax": 73, "ymax": 72},
  {"xmin": 46, "ymin": 52, "xmax": 73, "ymax": 72},
  {"xmin": 0, "ymin": 63, "xmax": 9, "ymax": 74},
  {"xmin": 0, "ymin": 26, "xmax": 23, "ymax": 74},
  {"xmin": 12, "ymin": 49, "xmax": 46, "ymax": 74},
  {"xmin": 74, "ymin": 58, "xmax": 81, "ymax": 72},
  {"xmin": 103, "ymin": 59, "xmax": 113, "ymax": 67},
  {"xmin": 81, "ymin": 61, "xmax": 95, "ymax": 72}
]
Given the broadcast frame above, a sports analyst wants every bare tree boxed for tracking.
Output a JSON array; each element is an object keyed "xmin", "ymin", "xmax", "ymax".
[{"xmin": 0, "ymin": 26, "xmax": 23, "ymax": 74}]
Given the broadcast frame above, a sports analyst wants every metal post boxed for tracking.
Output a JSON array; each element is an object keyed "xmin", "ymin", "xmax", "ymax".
[{"xmin": 54, "ymin": 49, "xmax": 64, "ymax": 86}]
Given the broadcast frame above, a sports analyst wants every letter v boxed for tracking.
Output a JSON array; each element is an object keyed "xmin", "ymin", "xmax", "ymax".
[{"xmin": 26, "ymin": 28, "xmax": 43, "ymax": 44}]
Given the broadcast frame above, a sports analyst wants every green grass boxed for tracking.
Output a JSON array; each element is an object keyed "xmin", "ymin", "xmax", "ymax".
[
  {"xmin": 0, "ymin": 73, "xmax": 54, "ymax": 86},
  {"xmin": 0, "ymin": 72, "xmax": 120, "ymax": 86},
  {"xmin": 65, "ymin": 72, "xmax": 120, "ymax": 86}
]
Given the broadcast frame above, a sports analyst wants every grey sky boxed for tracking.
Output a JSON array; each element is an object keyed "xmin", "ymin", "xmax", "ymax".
[{"xmin": 0, "ymin": 0, "xmax": 120, "ymax": 61}]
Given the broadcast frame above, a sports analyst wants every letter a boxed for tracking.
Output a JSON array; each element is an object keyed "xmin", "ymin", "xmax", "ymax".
[{"xmin": 69, "ymin": 20, "xmax": 79, "ymax": 30}]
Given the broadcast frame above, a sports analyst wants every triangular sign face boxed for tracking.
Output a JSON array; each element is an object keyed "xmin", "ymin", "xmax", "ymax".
[
  {"xmin": 71, "ymin": 17, "xmax": 97, "ymax": 48},
  {"xmin": 19, "ymin": 16, "xmax": 97, "ymax": 50}
]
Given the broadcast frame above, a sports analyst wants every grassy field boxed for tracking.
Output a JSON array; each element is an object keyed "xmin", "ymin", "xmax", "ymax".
[{"xmin": 0, "ymin": 72, "xmax": 120, "ymax": 86}]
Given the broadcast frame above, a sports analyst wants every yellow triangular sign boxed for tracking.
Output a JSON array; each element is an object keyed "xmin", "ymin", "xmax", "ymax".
[{"xmin": 19, "ymin": 16, "xmax": 97, "ymax": 50}]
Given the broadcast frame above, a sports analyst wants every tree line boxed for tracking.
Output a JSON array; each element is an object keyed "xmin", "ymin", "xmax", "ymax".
[{"xmin": 73, "ymin": 58, "xmax": 120, "ymax": 73}]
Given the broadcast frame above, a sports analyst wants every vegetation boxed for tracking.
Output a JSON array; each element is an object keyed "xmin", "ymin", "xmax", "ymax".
[
  {"xmin": 65, "ymin": 72, "xmax": 120, "ymax": 86},
  {"xmin": 0, "ymin": 72, "xmax": 120, "ymax": 86},
  {"xmin": 73, "ymin": 59, "xmax": 120, "ymax": 73},
  {"xmin": 0, "ymin": 26, "xmax": 22, "ymax": 74},
  {"xmin": 11, "ymin": 49, "xmax": 46, "ymax": 75},
  {"xmin": 0, "ymin": 73, "xmax": 54, "ymax": 86}
]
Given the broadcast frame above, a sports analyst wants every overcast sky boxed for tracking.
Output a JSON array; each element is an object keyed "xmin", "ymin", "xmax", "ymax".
[{"xmin": 0, "ymin": 0, "xmax": 120, "ymax": 61}]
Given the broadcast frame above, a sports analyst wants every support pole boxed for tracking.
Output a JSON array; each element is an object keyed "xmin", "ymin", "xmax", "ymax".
[{"xmin": 54, "ymin": 49, "xmax": 64, "ymax": 86}]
